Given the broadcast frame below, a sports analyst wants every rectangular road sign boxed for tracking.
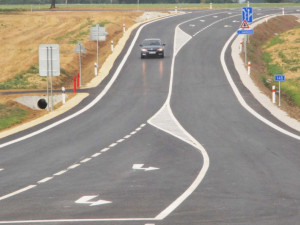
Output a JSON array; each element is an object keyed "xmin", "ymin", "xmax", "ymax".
[
  {"xmin": 274, "ymin": 74, "xmax": 285, "ymax": 81},
  {"xmin": 237, "ymin": 30, "xmax": 254, "ymax": 35},
  {"xmin": 39, "ymin": 44, "xmax": 60, "ymax": 77},
  {"xmin": 242, "ymin": 7, "xmax": 253, "ymax": 23}
]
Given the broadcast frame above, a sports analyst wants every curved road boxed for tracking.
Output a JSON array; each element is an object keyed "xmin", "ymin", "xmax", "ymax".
[{"xmin": 0, "ymin": 7, "xmax": 300, "ymax": 225}]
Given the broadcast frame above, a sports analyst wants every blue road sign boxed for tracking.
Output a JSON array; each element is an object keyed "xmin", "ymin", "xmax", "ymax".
[
  {"xmin": 274, "ymin": 74, "xmax": 285, "ymax": 81},
  {"xmin": 242, "ymin": 7, "xmax": 253, "ymax": 23},
  {"xmin": 237, "ymin": 30, "xmax": 254, "ymax": 35}
]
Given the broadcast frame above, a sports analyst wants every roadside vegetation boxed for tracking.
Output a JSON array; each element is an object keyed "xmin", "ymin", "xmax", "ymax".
[
  {"xmin": 247, "ymin": 15, "xmax": 300, "ymax": 120},
  {"xmin": 0, "ymin": 103, "xmax": 28, "ymax": 130}
]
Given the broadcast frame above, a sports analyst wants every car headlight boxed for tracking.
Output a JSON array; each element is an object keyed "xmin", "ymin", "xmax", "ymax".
[
  {"xmin": 157, "ymin": 48, "xmax": 163, "ymax": 51},
  {"xmin": 141, "ymin": 48, "xmax": 147, "ymax": 52}
]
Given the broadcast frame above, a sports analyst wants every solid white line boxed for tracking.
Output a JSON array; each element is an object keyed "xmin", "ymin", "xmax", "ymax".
[
  {"xmin": 220, "ymin": 17, "xmax": 300, "ymax": 141},
  {"xmin": 0, "ymin": 185, "xmax": 36, "ymax": 201},
  {"xmin": 148, "ymin": 15, "xmax": 212, "ymax": 220},
  {"xmin": 0, "ymin": 218, "xmax": 157, "ymax": 224},
  {"xmin": 54, "ymin": 170, "xmax": 67, "ymax": 176},
  {"xmin": 37, "ymin": 177, "xmax": 53, "ymax": 184},
  {"xmin": 68, "ymin": 164, "xmax": 80, "ymax": 170},
  {"xmin": 80, "ymin": 158, "xmax": 91, "ymax": 163},
  {"xmin": 101, "ymin": 147, "xmax": 110, "ymax": 152},
  {"xmin": 92, "ymin": 152, "xmax": 102, "ymax": 157}
]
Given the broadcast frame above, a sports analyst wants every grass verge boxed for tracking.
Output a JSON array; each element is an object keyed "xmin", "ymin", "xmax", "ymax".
[{"xmin": 0, "ymin": 103, "xmax": 29, "ymax": 130}]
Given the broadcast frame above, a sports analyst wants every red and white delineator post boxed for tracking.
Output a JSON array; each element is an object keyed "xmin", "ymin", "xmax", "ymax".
[
  {"xmin": 94, "ymin": 62, "xmax": 98, "ymax": 76},
  {"xmin": 239, "ymin": 41, "xmax": 243, "ymax": 53},
  {"xmin": 123, "ymin": 24, "xmax": 126, "ymax": 33},
  {"xmin": 282, "ymin": 8, "xmax": 285, "ymax": 15},
  {"xmin": 248, "ymin": 61, "xmax": 251, "ymax": 75},
  {"xmin": 111, "ymin": 40, "xmax": 114, "ymax": 52},
  {"xmin": 272, "ymin": 85, "xmax": 276, "ymax": 104},
  {"xmin": 265, "ymin": 15, "xmax": 268, "ymax": 23}
]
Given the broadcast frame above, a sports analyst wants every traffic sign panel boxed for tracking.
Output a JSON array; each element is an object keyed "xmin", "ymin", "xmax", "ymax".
[
  {"xmin": 240, "ymin": 20, "xmax": 250, "ymax": 29},
  {"xmin": 237, "ymin": 30, "xmax": 254, "ymax": 35},
  {"xmin": 274, "ymin": 74, "xmax": 285, "ymax": 81},
  {"xmin": 242, "ymin": 7, "xmax": 253, "ymax": 23}
]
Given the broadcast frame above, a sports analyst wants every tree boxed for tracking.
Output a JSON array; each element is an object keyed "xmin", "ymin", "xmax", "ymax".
[{"xmin": 50, "ymin": 0, "xmax": 55, "ymax": 8}]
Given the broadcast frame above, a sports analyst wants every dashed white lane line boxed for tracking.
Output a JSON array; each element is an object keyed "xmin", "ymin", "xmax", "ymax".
[
  {"xmin": 0, "ymin": 168, "xmax": 3, "ymax": 172},
  {"xmin": 0, "ymin": 185, "xmax": 36, "ymax": 201},
  {"xmin": 109, "ymin": 143, "xmax": 117, "ymax": 148},
  {"xmin": 140, "ymin": 123, "xmax": 146, "ymax": 127},
  {"xmin": 54, "ymin": 170, "xmax": 67, "ymax": 176},
  {"xmin": 117, "ymin": 139, "xmax": 125, "ymax": 143},
  {"xmin": 92, "ymin": 152, "xmax": 102, "ymax": 157},
  {"xmin": 80, "ymin": 158, "xmax": 91, "ymax": 163},
  {"xmin": 68, "ymin": 164, "xmax": 80, "ymax": 170},
  {"xmin": 37, "ymin": 177, "xmax": 53, "ymax": 184},
  {"xmin": 130, "ymin": 131, "xmax": 137, "ymax": 135},
  {"xmin": 101, "ymin": 147, "xmax": 110, "ymax": 152},
  {"xmin": 136, "ymin": 127, "xmax": 142, "ymax": 131},
  {"xmin": 124, "ymin": 135, "xmax": 131, "ymax": 139}
]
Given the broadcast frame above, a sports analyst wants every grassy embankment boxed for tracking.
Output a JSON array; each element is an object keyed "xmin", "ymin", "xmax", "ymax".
[
  {"xmin": 247, "ymin": 15, "xmax": 300, "ymax": 120},
  {"xmin": 0, "ymin": 104, "xmax": 28, "ymax": 130}
]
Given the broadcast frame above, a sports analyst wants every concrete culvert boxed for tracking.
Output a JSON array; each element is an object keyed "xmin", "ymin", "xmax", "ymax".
[{"xmin": 37, "ymin": 99, "xmax": 47, "ymax": 109}]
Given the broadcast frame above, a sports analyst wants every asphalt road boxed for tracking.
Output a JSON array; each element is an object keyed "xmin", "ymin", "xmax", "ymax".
[{"xmin": 0, "ymin": 7, "xmax": 300, "ymax": 225}]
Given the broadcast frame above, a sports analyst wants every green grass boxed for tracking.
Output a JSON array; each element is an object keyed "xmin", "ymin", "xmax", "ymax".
[
  {"xmin": 266, "ymin": 35, "xmax": 285, "ymax": 48},
  {"xmin": 0, "ymin": 103, "xmax": 28, "ymax": 130},
  {"xmin": 0, "ymin": 74, "xmax": 38, "ymax": 89},
  {"xmin": 281, "ymin": 79, "xmax": 300, "ymax": 107}
]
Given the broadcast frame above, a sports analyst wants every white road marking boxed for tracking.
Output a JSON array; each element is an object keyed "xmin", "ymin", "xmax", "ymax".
[
  {"xmin": 92, "ymin": 152, "xmax": 102, "ymax": 157},
  {"xmin": 109, "ymin": 143, "xmax": 117, "ymax": 148},
  {"xmin": 75, "ymin": 195, "xmax": 112, "ymax": 206},
  {"xmin": 135, "ymin": 127, "xmax": 142, "ymax": 131},
  {"xmin": 54, "ymin": 170, "xmax": 67, "ymax": 176},
  {"xmin": 140, "ymin": 123, "xmax": 146, "ymax": 127},
  {"xmin": 68, "ymin": 164, "xmax": 80, "ymax": 170},
  {"xmin": 0, "ymin": 168, "xmax": 3, "ymax": 172},
  {"xmin": 148, "ymin": 18, "xmax": 210, "ymax": 220},
  {"xmin": 132, "ymin": 164, "xmax": 160, "ymax": 171},
  {"xmin": 189, "ymin": 24, "xmax": 195, "ymax": 27},
  {"xmin": 224, "ymin": 25, "xmax": 232, "ymax": 27},
  {"xmin": 117, "ymin": 139, "xmax": 124, "ymax": 143},
  {"xmin": 213, "ymin": 15, "xmax": 218, "ymax": 18},
  {"xmin": 101, "ymin": 148, "xmax": 110, "ymax": 152},
  {"xmin": 38, "ymin": 177, "xmax": 53, "ymax": 184},
  {"xmin": 0, "ymin": 185, "xmax": 36, "ymax": 201},
  {"xmin": 80, "ymin": 158, "xmax": 91, "ymax": 163},
  {"xmin": 123, "ymin": 135, "xmax": 131, "ymax": 139},
  {"xmin": 130, "ymin": 131, "xmax": 137, "ymax": 135},
  {"xmin": 221, "ymin": 16, "xmax": 300, "ymax": 140},
  {"xmin": 199, "ymin": 19, "xmax": 205, "ymax": 22},
  {"xmin": 0, "ymin": 218, "xmax": 156, "ymax": 223}
]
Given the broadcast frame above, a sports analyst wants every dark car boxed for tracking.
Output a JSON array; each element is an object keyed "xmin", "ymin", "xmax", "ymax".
[{"xmin": 140, "ymin": 38, "xmax": 165, "ymax": 58}]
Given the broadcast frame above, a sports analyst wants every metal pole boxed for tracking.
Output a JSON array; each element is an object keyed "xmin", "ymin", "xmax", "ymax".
[
  {"xmin": 244, "ymin": 34, "xmax": 247, "ymax": 66},
  {"xmin": 279, "ymin": 81, "xmax": 281, "ymax": 107},
  {"xmin": 46, "ymin": 47, "xmax": 49, "ymax": 111},
  {"xmin": 137, "ymin": 0, "xmax": 139, "ymax": 11},
  {"xmin": 50, "ymin": 47, "xmax": 53, "ymax": 111},
  {"xmin": 79, "ymin": 44, "xmax": 82, "ymax": 87},
  {"xmin": 97, "ymin": 24, "xmax": 99, "ymax": 69}
]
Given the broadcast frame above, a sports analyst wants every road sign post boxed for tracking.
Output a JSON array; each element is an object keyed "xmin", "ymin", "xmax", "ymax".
[
  {"xmin": 39, "ymin": 44, "xmax": 60, "ymax": 111},
  {"xmin": 74, "ymin": 41, "xmax": 86, "ymax": 86},
  {"xmin": 274, "ymin": 75, "xmax": 285, "ymax": 107}
]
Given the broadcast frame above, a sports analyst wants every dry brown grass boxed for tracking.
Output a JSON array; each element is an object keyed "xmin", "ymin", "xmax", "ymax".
[{"xmin": 0, "ymin": 11, "xmax": 142, "ymax": 88}]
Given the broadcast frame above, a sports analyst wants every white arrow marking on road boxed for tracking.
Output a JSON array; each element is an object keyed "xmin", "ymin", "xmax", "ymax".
[
  {"xmin": 75, "ymin": 195, "xmax": 112, "ymax": 206},
  {"xmin": 132, "ymin": 164, "xmax": 159, "ymax": 171}
]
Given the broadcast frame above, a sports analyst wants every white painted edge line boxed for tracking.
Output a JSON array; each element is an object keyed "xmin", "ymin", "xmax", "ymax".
[
  {"xmin": 0, "ymin": 185, "xmax": 36, "ymax": 201},
  {"xmin": 54, "ymin": 170, "xmax": 67, "ymax": 176},
  {"xmin": 0, "ymin": 218, "xmax": 156, "ymax": 224},
  {"xmin": 37, "ymin": 177, "xmax": 53, "ymax": 184},
  {"xmin": 92, "ymin": 152, "xmax": 101, "ymax": 157},
  {"xmin": 0, "ymin": 14, "xmax": 181, "ymax": 150},
  {"xmin": 221, "ymin": 16, "xmax": 300, "ymax": 141},
  {"xmin": 68, "ymin": 164, "xmax": 80, "ymax": 170}
]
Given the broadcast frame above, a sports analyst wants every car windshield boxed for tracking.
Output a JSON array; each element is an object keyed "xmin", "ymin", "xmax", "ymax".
[{"xmin": 142, "ymin": 39, "xmax": 161, "ymax": 46}]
